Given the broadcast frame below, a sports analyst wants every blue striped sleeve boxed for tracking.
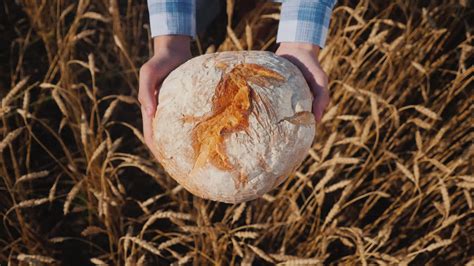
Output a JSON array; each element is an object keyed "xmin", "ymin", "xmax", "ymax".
[
  {"xmin": 147, "ymin": 0, "xmax": 196, "ymax": 38},
  {"xmin": 276, "ymin": 0, "xmax": 337, "ymax": 48}
]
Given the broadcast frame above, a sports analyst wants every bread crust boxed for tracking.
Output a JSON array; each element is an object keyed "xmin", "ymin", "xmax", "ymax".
[{"xmin": 152, "ymin": 51, "xmax": 315, "ymax": 203}]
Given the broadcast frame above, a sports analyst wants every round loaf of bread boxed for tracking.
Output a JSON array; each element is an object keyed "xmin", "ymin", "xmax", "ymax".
[{"xmin": 152, "ymin": 51, "xmax": 315, "ymax": 203}]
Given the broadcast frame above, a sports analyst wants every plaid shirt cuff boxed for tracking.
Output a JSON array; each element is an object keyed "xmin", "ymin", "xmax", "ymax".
[
  {"xmin": 148, "ymin": 0, "xmax": 196, "ymax": 38},
  {"xmin": 277, "ymin": 0, "xmax": 336, "ymax": 48}
]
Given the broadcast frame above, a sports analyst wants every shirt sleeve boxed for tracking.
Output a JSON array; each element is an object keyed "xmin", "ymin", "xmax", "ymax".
[
  {"xmin": 276, "ymin": 0, "xmax": 337, "ymax": 48},
  {"xmin": 147, "ymin": 0, "xmax": 196, "ymax": 38}
]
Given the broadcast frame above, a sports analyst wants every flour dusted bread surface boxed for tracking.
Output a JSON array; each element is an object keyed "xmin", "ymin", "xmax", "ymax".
[{"xmin": 152, "ymin": 51, "xmax": 315, "ymax": 203}]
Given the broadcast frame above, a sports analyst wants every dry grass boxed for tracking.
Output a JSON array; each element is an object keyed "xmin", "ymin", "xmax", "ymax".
[{"xmin": 1, "ymin": 0, "xmax": 473, "ymax": 265}]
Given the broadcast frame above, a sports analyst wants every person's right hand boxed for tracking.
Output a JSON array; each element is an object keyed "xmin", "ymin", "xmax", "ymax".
[
  {"xmin": 139, "ymin": 35, "xmax": 192, "ymax": 158},
  {"xmin": 275, "ymin": 42, "xmax": 330, "ymax": 123}
]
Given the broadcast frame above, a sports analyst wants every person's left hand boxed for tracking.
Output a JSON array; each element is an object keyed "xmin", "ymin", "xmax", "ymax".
[
  {"xmin": 275, "ymin": 42, "xmax": 330, "ymax": 122},
  {"xmin": 139, "ymin": 35, "xmax": 192, "ymax": 158}
]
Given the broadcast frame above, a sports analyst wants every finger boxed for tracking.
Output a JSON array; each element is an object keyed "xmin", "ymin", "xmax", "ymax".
[
  {"xmin": 303, "ymin": 66, "xmax": 328, "ymax": 122},
  {"xmin": 141, "ymin": 105, "xmax": 158, "ymax": 157},
  {"xmin": 313, "ymin": 85, "xmax": 330, "ymax": 122},
  {"xmin": 305, "ymin": 78, "xmax": 326, "ymax": 122},
  {"xmin": 138, "ymin": 64, "xmax": 159, "ymax": 117}
]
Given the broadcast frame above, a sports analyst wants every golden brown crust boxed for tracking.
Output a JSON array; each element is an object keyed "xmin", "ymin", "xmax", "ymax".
[{"xmin": 190, "ymin": 63, "xmax": 285, "ymax": 175}]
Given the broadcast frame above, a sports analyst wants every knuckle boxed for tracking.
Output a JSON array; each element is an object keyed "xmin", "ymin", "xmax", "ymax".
[
  {"xmin": 137, "ymin": 93, "xmax": 147, "ymax": 106},
  {"xmin": 140, "ymin": 63, "xmax": 153, "ymax": 76},
  {"xmin": 137, "ymin": 89, "xmax": 145, "ymax": 100},
  {"xmin": 137, "ymin": 95, "xmax": 144, "ymax": 105}
]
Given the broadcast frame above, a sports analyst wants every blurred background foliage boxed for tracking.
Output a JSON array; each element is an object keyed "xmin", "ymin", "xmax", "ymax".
[{"xmin": 0, "ymin": 0, "xmax": 472, "ymax": 265}]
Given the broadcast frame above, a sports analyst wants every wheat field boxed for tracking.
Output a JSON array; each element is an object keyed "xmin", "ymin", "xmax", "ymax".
[{"xmin": 0, "ymin": 0, "xmax": 473, "ymax": 265}]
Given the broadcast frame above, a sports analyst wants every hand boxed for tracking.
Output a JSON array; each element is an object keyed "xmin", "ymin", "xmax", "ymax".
[
  {"xmin": 275, "ymin": 42, "xmax": 330, "ymax": 122},
  {"xmin": 139, "ymin": 35, "xmax": 192, "ymax": 157}
]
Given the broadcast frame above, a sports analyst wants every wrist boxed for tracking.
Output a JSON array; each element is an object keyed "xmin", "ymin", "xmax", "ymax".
[
  {"xmin": 153, "ymin": 35, "xmax": 191, "ymax": 55},
  {"xmin": 278, "ymin": 42, "xmax": 320, "ymax": 57}
]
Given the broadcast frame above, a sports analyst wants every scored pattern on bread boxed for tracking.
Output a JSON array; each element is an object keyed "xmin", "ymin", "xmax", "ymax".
[
  {"xmin": 153, "ymin": 51, "xmax": 316, "ymax": 203},
  {"xmin": 190, "ymin": 63, "xmax": 285, "ymax": 175}
]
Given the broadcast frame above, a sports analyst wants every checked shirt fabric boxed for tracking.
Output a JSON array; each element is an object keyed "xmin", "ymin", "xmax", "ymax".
[{"xmin": 147, "ymin": 0, "xmax": 336, "ymax": 48}]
